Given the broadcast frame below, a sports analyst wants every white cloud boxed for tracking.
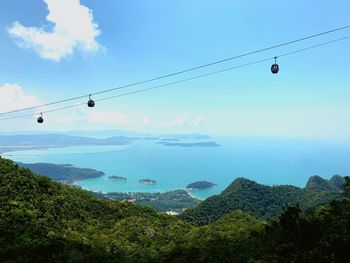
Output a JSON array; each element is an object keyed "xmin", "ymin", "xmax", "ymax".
[
  {"xmin": 55, "ymin": 106, "xmax": 128, "ymax": 126},
  {"xmin": 143, "ymin": 117, "xmax": 151, "ymax": 126},
  {"xmin": 160, "ymin": 114, "xmax": 206, "ymax": 128},
  {"xmin": 193, "ymin": 115, "xmax": 205, "ymax": 127},
  {"xmin": 0, "ymin": 83, "xmax": 41, "ymax": 113},
  {"xmin": 55, "ymin": 103, "xmax": 86, "ymax": 123},
  {"xmin": 86, "ymin": 110, "xmax": 127, "ymax": 125},
  {"xmin": 7, "ymin": 0, "xmax": 101, "ymax": 61},
  {"xmin": 162, "ymin": 114, "xmax": 189, "ymax": 127}
]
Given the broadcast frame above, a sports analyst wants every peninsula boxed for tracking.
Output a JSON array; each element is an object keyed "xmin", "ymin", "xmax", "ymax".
[{"xmin": 16, "ymin": 162, "xmax": 104, "ymax": 181}]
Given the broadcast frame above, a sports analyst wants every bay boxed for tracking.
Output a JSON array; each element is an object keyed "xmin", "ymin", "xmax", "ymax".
[{"xmin": 4, "ymin": 137, "xmax": 350, "ymax": 199}]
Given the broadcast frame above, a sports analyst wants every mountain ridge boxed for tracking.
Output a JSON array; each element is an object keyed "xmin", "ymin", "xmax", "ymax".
[{"xmin": 180, "ymin": 176, "xmax": 343, "ymax": 225}]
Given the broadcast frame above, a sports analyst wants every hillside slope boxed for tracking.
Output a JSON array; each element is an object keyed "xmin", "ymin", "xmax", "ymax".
[
  {"xmin": 180, "ymin": 177, "xmax": 343, "ymax": 225},
  {"xmin": 1, "ymin": 157, "xmax": 350, "ymax": 262},
  {"xmin": 0, "ymin": 157, "xmax": 190, "ymax": 262}
]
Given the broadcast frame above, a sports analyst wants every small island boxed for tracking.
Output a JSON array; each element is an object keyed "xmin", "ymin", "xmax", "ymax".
[
  {"xmin": 108, "ymin": 176, "xmax": 127, "ymax": 181},
  {"xmin": 186, "ymin": 181, "xmax": 216, "ymax": 190},
  {"xmin": 139, "ymin": 179, "xmax": 157, "ymax": 185}
]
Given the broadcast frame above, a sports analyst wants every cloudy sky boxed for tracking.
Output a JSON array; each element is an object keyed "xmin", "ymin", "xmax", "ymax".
[{"xmin": 0, "ymin": 0, "xmax": 349, "ymax": 138}]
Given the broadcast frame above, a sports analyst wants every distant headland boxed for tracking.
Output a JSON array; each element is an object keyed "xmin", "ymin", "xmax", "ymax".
[{"xmin": 16, "ymin": 162, "xmax": 104, "ymax": 181}]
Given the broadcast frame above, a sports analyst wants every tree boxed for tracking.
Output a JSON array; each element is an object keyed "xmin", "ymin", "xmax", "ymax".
[{"xmin": 343, "ymin": 176, "xmax": 350, "ymax": 200}]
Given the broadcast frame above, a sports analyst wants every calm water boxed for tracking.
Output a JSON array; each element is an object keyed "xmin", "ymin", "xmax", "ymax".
[{"xmin": 4, "ymin": 137, "xmax": 350, "ymax": 199}]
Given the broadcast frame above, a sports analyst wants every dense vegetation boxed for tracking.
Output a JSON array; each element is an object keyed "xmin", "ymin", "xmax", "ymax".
[
  {"xmin": 1, "ymin": 157, "xmax": 349, "ymax": 262},
  {"xmin": 305, "ymin": 174, "xmax": 345, "ymax": 190},
  {"xmin": 94, "ymin": 190, "xmax": 200, "ymax": 213},
  {"xmin": 17, "ymin": 162, "xmax": 104, "ymax": 181},
  {"xmin": 0, "ymin": 158, "xmax": 191, "ymax": 262},
  {"xmin": 180, "ymin": 177, "xmax": 343, "ymax": 225}
]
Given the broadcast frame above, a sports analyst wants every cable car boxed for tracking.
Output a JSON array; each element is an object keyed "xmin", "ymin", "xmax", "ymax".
[
  {"xmin": 37, "ymin": 113, "xmax": 44, "ymax": 123},
  {"xmin": 271, "ymin": 57, "xmax": 279, "ymax": 74},
  {"xmin": 87, "ymin": 94, "xmax": 95, "ymax": 107}
]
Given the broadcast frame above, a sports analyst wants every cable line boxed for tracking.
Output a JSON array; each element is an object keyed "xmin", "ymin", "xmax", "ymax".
[
  {"xmin": 1, "ymin": 25, "xmax": 349, "ymax": 117},
  {"xmin": 1, "ymin": 35, "xmax": 349, "ymax": 122}
]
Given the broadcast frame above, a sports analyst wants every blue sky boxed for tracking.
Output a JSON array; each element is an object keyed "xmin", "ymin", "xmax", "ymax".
[{"xmin": 0, "ymin": 0, "xmax": 349, "ymax": 138}]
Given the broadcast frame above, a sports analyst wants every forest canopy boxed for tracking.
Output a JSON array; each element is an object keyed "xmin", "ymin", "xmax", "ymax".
[{"xmin": 0, "ymin": 157, "xmax": 349, "ymax": 262}]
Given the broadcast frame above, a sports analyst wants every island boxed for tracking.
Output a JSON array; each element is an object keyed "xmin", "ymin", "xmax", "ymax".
[
  {"xmin": 186, "ymin": 181, "xmax": 216, "ymax": 190},
  {"xmin": 139, "ymin": 179, "xmax": 157, "ymax": 185},
  {"xmin": 108, "ymin": 175, "xmax": 127, "ymax": 181},
  {"xmin": 157, "ymin": 141, "xmax": 220, "ymax": 147},
  {"xmin": 16, "ymin": 162, "xmax": 104, "ymax": 181}
]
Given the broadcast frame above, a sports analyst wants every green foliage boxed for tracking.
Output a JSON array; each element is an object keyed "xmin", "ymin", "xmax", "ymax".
[
  {"xmin": 1, "ymin": 157, "xmax": 350, "ymax": 262},
  {"xmin": 305, "ymin": 175, "xmax": 344, "ymax": 191},
  {"xmin": 180, "ymin": 177, "xmax": 343, "ymax": 225},
  {"xmin": 343, "ymin": 176, "xmax": 350, "ymax": 200},
  {"xmin": 0, "ymin": 157, "xmax": 191, "ymax": 262},
  {"xmin": 93, "ymin": 190, "xmax": 200, "ymax": 213},
  {"xmin": 134, "ymin": 190, "xmax": 200, "ymax": 212},
  {"xmin": 163, "ymin": 211, "xmax": 266, "ymax": 263},
  {"xmin": 261, "ymin": 200, "xmax": 350, "ymax": 262}
]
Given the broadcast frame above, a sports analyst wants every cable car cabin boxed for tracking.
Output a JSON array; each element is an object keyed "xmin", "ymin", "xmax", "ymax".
[
  {"xmin": 271, "ymin": 63, "xmax": 279, "ymax": 74},
  {"xmin": 87, "ymin": 99, "xmax": 95, "ymax": 107},
  {"xmin": 37, "ymin": 116, "xmax": 44, "ymax": 123},
  {"xmin": 87, "ymin": 94, "xmax": 95, "ymax": 107},
  {"xmin": 271, "ymin": 57, "xmax": 279, "ymax": 74}
]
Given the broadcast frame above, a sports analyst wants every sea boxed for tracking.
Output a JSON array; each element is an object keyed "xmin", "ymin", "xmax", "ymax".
[{"xmin": 4, "ymin": 137, "xmax": 350, "ymax": 199}]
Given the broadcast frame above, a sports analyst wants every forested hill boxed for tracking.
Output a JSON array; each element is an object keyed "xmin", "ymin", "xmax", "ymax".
[
  {"xmin": 305, "ymin": 174, "xmax": 345, "ymax": 190},
  {"xmin": 180, "ymin": 177, "xmax": 343, "ymax": 225},
  {"xmin": 0, "ymin": 157, "xmax": 191, "ymax": 262},
  {"xmin": 1, "ymin": 157, "xmax": 350, "ymax": 262}
]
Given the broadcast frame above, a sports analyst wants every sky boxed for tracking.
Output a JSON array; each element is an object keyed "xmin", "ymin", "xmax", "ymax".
[{"xmin": 0, "ymin": 0, "xmax": 349, "ymax": 138}]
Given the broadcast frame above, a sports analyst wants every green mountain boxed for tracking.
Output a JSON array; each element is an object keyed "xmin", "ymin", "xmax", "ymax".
[
  {"xmin": 1, "ymin": 157, "xmax": 350, "ymax": 262},
  {"xmin": 0, "ymin": 157, "xmax": 191, "ymax": 262},
  {"xmin": 180, "ymin": 177, "xmax": 343, "ymax": 225},
  {"xmin": 305, "ymin": 174, "xmax": 345, "ymax": 190},
  {"xmin": 329, "ymin": 174, "xmax": 346, "ymax": 188}
]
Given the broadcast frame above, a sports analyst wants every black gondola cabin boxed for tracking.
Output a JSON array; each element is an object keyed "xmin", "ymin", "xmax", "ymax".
[
  {"xmin": 87, "ymin": 95, "xmax": 95, "ymax": 107},
  {"xmin": 271, "ymin": 57, "xmax": 279, "ymax": 74},
  {"xmin": 37, "ymin": 113, "xmax": 43, "ymax": 123}
]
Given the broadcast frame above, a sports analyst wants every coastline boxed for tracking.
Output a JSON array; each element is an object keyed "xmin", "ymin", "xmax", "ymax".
[{"xmin": 186, "ymin": 190, "xmax": 204, "ymax": 201}]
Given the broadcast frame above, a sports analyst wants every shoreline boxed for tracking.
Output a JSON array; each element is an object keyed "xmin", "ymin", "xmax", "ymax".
[{"xmin": 77, "ymin": 185, "xmax": 204, "ymax": 201}]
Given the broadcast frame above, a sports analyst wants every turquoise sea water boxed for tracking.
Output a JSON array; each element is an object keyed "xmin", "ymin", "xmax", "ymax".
[{"xmin": 4, "ymin": 137, "xmax": 350, "ymax": 199}]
